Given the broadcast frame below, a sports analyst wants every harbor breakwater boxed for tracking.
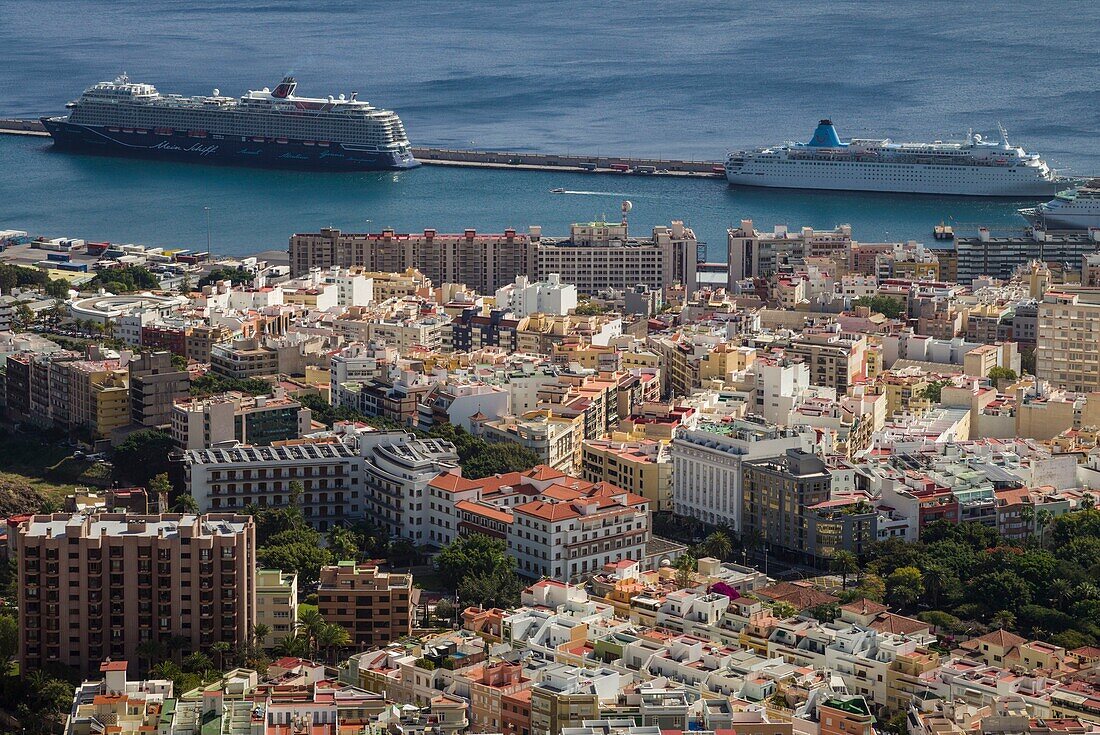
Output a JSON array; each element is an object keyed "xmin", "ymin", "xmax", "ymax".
[{"xmin": 0, "ymin": 118, "xmax": 724, "ymax": 178}]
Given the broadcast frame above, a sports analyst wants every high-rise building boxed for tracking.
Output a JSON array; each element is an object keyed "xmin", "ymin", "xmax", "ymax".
[
  {"xmin": 128, "ymin": 351, "xmax": 189, "ymax": 428},
  {"xmin": 289, "ymin": 220, "xmax": 699, "ymax": 294},
  {"xmin": 13, "ymin": 512, "xmax": 254, "ymax": 674},
  {"xmin": 1037, "ymin": 288, "xmax": 1100, "ymax": 393},
  {"xmin": 317, "ymin": 562, "xmax": 419, "ymax": 648},
  {"xmin": 741, "ymin": 449, "xmax": 832, "ymax": 563}
]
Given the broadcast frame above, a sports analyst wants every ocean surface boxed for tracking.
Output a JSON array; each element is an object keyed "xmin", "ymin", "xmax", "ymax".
[{"xmin": 2, "ymin": 0, "xmax": 1098, "ymax": 257}]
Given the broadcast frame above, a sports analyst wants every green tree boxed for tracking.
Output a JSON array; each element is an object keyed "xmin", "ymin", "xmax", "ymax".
[
  {"xmin": 991, "ymin": 610, "xmax": 1017, "ymax": 631},
  {"xmin": 699, "ymin": 531, "xmax": 733, "ymax": 561},
  {"xmin": 771, "ymin": 601, "xmax": 798, "ymax": 619},
  {"xmin": 971, "ymin": 571, "xmax": 1032, "ymax": 613},
  {"xmin": 326, "ymin": 524, "xmax": 360, "ymax": 562},
  {"xmin": 13, "ymin": 302, "xmax": 34, "ymax": 332},
  {"xmin": 675, "ymin": 553, "xmax": 697, "ymax": 588},
  {"xmin": 855, "ymin": 572, "xmax": 886, "ymax": 603},
  {"xmin": 198, "ymin": 267, "xmax": 255, "ymax": 289},
  {"xmin": 887, "ymin": 566, "xmax": 923, "ymax": 609},
  {"xmin": 919, "ymin": 379, "xmax": 952, "ymax": 404},
  {"xmin": 260, "ymin": 527, "xmax": 333, "ymax": 586},
  {"xmin": 44, "ymin": 278, "xmax": 70, "ymax": 299},
  {"xmin": 987, "ymin": 366, "xmax": 1018, "ymax": 383},
  {"xmin": 317, "ymin": 622, "xmax": 351, "ymax": 664},
  {"xmin": 458, "ymin": 568, "xmax": 524, "ymax": 609},
  {"xmin": 436, "ymin": 534, "xmax": 513, "ymax": 589},
  {"xmin": 0, "ymin": 612, "xmax": 17, "ymax": 664},
  {"xmin": 831, "ymin": 550, "xmax": 859, "ymax": 590},
  {"xmin": 853, "ymin": 295, "xmax": 905, "ymax": 319},
  {"xmin": 113, "ymin": 429, "xmax": 175, "ymax": 487}
]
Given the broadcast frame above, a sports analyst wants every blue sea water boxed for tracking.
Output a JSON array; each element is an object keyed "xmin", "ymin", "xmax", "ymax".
[{"xmin": 1, "ymin": 0, "xmax": 1098, "ymax": 257}]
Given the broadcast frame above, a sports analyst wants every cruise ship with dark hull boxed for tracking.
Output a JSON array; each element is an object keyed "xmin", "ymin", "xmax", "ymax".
[{"xmin": 42, "ymin": 75, "xmax": 419, "ymax": 172}]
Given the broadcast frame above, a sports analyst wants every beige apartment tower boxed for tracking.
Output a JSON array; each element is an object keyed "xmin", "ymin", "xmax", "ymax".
[{"xmin": 13, "ymin": 512, "xmax": 255, "ymax": 675}]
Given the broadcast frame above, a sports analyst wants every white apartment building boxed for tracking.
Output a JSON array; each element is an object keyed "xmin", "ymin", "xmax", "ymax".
[
  {"xmin": 256, "ymin": 568, "xmax": 298, "ymax": 648},
  {"xmin": 671, "ymin": 419, "xmax": 815, "ymax": 530},
  {"xmin": 330, "ymin": 342, "xmax": 399, "ymax": 394},
  {"xmin": 509, "ymin": 481, "xmax": 649, "ymax": 582},
  {"xmin": 752, "ymin": 358, "xmax": 811, "ymax": 425},
  {"xmin": 360, "ymin": 435, "xmax": 460, "ymax": 542},
  {"xmin": 495, "ymin": 273, "xmax": 578, "ymax": 317}
]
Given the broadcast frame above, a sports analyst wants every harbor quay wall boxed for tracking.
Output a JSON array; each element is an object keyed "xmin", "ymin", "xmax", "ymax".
[{"xmin": 0, "ymin": 118, "xmax": 724, "ymax": 177}]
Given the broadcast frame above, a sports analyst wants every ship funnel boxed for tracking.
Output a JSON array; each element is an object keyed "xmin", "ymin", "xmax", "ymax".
[
  {"xmin": 808, "ymin": 119, "xmax": 843, "ymax": 147},
  {"xmin": 272, "ymin": 76, "xmax": 297, "ymax": 99}
]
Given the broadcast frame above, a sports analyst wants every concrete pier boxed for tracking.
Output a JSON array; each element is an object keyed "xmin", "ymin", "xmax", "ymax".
[{"xmin": 0, "ymin": 118, "xmax": 725, "ymax": 178}]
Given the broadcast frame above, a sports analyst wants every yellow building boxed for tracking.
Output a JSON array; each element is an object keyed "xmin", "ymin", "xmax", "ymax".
[
  {"xmin": 877, "ymin": 368, "xmax": 935, "ymax": 417},
  {"xmin": 93, "ymin": 372, "xmax": 131, "ymax": 436},
  {"xmin": 699, "ymin": 343, "xmax": 756, "ymax": 385},
  {"xmin": 580, "ymin": 438, "xmax": 672, "ymax": 511}
]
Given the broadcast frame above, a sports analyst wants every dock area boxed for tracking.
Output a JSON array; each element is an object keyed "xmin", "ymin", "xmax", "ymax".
[{"xmin": 0, "ymin": 118, "xmax": 725, "ymax": 178}]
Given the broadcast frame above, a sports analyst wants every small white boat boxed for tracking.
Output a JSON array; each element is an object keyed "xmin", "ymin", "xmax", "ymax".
[{"xmin": 550, "ymin": 187, "xmax": 565, "ymax": 193}]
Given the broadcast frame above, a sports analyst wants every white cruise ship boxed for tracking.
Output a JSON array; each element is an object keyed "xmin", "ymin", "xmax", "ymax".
[
  {"xmin": 725, "ymin": 120, "xmax": 1064, "ymax": 196},
  {"xmin": 1020, "ymin": 180, "xmax": 1100, "ymax": 230}
]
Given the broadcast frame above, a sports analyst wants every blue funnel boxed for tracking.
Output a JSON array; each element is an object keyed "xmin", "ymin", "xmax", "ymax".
[{"xmin": 807, "ymin": 119, "xmax": 843, "ymax": 147}]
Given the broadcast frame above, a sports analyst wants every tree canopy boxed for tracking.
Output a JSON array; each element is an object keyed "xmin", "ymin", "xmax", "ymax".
[
  {"xmin": 853, "ymin": 295, "xmax": 905, "ymax": 319},
  {"xmin": 89, "ymin": 265, "xmax": 160, "ymax": 293},
  {"xmin": 198, "ymin": 266, "xmax": 255, "ymax": 289},
  {"xmin": 855, "ymin": 509, "xmax": 1100, "ymax": 648},
  {"xmin": 112, "ymin": 429, "xmax": 175, "ymax": 487}
]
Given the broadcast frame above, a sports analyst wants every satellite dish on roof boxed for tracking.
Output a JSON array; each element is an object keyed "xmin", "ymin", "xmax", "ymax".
[{"xmin": 621, "ymin": 200, "xmax": 633, "ymax": 213}]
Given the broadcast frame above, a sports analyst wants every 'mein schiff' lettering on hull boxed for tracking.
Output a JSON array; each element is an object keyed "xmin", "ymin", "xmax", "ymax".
[{"xmin": 153, "ymin": 140, "xmax": 219, "ymax": 156}]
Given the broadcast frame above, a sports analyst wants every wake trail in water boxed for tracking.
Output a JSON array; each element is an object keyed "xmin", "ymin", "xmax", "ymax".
[{"xmin": 557, "ymin": 190, "xmax": 648, "ymax": 197}]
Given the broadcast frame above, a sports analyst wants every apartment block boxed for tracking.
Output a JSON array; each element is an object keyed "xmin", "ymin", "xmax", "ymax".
[
  {"xmin": 317, "ymin": 562, "xmax": 420, "ymax": 648},
  {"xmin": 291, "ymin": 220, "xmax": 699, "ymax": 294},
  {"xmin": 209, "ymin": 337, "xmax": 280, "ymax": 378},
  {"xmin": 255, "ymin": 568, "xmax": 298, "ymax": 649},
  {"xmin": 13, "ymin": 512, "xmax": 254, "ymax": 675},
  {"xmin": 671, "ymin": 419, "xmax": 814, "ymax": 531},
  {"xmin": 128, "ymin": 351, "xmax": 189, "ymax": 428},
  {"xmin": 171, "ymin": 387, "xmax": 312, "ymax": 449},
  {"xmin": 741, "ymin": 449, "xmax": 832, "ymax": 565},
  {"xmin": 727, "ymin": 220, "xmax": 853, "ymax": 282},
  {"xmin": 289, "ymin": 226, "xmax": 535, "ymax": 293},
  {"xmin": 580, "ymin": 438, "xmax": 672, "ymax": 512},
  {"xmin": 185, "ymin": 441, "xmax": 361, "ymax": 532},
  {"xmin": 1037, "ymin": 289, "xmax": 1100, "ymax": 393}
]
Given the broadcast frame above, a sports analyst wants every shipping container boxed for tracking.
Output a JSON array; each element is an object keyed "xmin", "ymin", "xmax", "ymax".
[{"xmin": 47, "ymin": 252, "xmax": 72, "ymax": 262}]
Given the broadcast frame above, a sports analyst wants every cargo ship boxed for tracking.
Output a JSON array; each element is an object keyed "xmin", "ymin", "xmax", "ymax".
[
  {"xmin": 725, "ymin": 120, "xmax": 1065, "ymax": 196},
  {"xmin": 41, "ymin": 74, "xmax": 418, "ymax": 171}
]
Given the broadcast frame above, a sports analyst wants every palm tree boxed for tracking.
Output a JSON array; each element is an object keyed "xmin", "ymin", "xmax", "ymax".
[
  {"xmin": 991, "ymin": 610, "xmax": 1016, "ymax": 631},
  {"xmin": 922, "ymin": 564, "xmax": 951, "ymax": 608},
  {"xmin": 831, "ymin": 551, "xmax": 859, "ymax": 590},
  {"xmin": 296, "ymin": 608, "xmax": 326, "ymax": 658},
  {"xmin": 1048, "ymin": 578, "xmax": 1074, "ymax": 611},
  {"xmin": 274, "ymin": 633, "xmax": 309, "ymax": 658},
  {"xmin": 136, "ymin": 639, "xmax": 167, "ymax": 667},
  {"xmin": 317, "ymin": 623, "xmax": 351, "ymax": 665},
  {"xmin": 251, "ymin": 623, "xmax": 271, "ymax": 650},
  {"xmin": 1082, "ymin": 492, "xmax": 1096, "ymax": 511},
  {"xmin": 1035, "ymin": 509, "xmax": 1054, "ymax": 548},
  {"xmin": 210, "ymin": 641, "xmax": 231, "ymax": 671},
  {"xmin": 700, "ymin": 531, "xmax": 733, "ymax": 561},
  {"xmin": 1019, "ymin": 504, "xmax": 1035, "ymax": 543}
]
